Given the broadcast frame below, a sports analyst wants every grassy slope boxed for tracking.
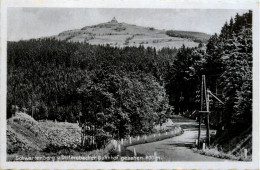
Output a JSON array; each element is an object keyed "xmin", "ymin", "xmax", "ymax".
[
  {"xmin": 7, "ymin": 113, "xmax": 184, "ymax": 161},
  {"xmin": 7, "ymin": 122, "xmax": 47, "ymax": 151},
  {"xmin": 193, "ymin": 127, "xmax": 252, "ymax": 161},
  {"xmin": 51, "ymin": 20, "xmax": 208, "ymax": 50},
  {"xmin": 7, "ymin": 113, "xmax": 81, "ymax": 157}
]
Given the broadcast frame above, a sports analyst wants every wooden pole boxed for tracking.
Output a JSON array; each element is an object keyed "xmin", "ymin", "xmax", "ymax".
[
  {"xmin": 206, "ymin": 113, "xmax": 210, "ymax": 147},
  {"xmin": 198, "ymin": 114, "xmax": 201, "ymax": 149},
  {"xmin": 198, "ymin": 75, "xmax": 204, "ymax": 148},
  {"xmin": 206, "ymin": 88, "xmax": 210, "ymax": 147},
  {"xmin": 203, "ymin": 75, "xmax": 207, "ymax": 110}
]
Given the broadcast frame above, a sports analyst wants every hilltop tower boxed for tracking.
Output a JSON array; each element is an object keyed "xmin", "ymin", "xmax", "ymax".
[{"xmin": 110, "ymin": 17, "xmax": 118, "ymax": 24}]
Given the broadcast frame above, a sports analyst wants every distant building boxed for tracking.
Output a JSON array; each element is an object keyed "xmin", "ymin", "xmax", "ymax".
[{"xmin": 110, "ymin": 17, "xmax": 118, "ymax": 24}]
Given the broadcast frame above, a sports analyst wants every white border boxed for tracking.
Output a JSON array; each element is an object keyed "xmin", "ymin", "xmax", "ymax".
[{"xmin": 0, "ymin": 0, "xmax": 259, "ymax": 169}]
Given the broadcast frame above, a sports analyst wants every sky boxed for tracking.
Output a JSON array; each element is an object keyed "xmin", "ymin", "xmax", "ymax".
[{"xmin": 7, "ymin": 8, "xmax": 249, "ymax": 41}]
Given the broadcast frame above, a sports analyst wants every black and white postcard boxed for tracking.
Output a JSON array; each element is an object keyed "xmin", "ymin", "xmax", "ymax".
[{"xmin": 0, "ymin": 0, "xmax": 259, "ymax": 169}]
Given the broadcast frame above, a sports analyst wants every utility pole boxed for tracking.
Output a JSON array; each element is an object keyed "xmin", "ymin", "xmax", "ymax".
[
  {"xmin": 197, "ymin": 76, "xmax": 203, "ymax": 149},
  {"xmin": 198, "ymin": 75, "xmax": 224, "ymax": 149},
  {"xmin": 206, "ymin": 88, "xmax": 210, "ymax": 147},
  {"xmin": 198, "ymin": 75, "xmax": 210, "ymax": 148}
]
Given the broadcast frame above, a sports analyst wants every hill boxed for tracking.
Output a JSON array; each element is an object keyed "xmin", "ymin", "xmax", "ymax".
[{"xmin": 52, "ymin": 17, "xmax": 210, "ymax": 49}]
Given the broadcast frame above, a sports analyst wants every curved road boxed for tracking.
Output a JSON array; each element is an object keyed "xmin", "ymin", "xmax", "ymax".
[{"xmin": 127, "ymin": 117, "xmax": 228, "ymax": 161}]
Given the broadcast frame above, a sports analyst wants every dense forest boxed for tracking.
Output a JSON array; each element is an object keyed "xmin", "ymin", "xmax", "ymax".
[
  {"xmin": 8, "ymin": 39, "xmax": 178, "ymax": 139},
  {"xmin": 7, "ymin": 11, "xmax": 252, "ymax": 149},
  {"xmin": 167, "ymin": 11, "xmax": 252, "ymax": 128},
  {"xmin": 166, "ymin": 30, "xmax": 211, "ymax": 43}
]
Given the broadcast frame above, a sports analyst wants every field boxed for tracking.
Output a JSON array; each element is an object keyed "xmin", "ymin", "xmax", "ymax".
[{"xmin": 52, "ymin": 19, "xmax": 202, "ymax": 50}]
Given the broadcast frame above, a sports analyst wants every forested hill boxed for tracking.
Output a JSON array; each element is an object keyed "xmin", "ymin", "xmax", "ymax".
[
  {"xmin": 8, "ymin": 10, "xmax": 252, "ymax": 152},
  {"xmin": 49, "ymin": 17, "xmax": 210, "ymax": 49}
]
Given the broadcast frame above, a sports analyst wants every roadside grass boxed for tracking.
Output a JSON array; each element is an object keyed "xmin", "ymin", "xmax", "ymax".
[
  {"xmin": 192, "ymin": 146, "xmax": 252, "ymax": 161},
  {"xmin": 192, "ymin": 125, "xmax": 252, "ymax": 161},
  {"xmin": 7, "ymin": 113, "xmax": 185, "ymax": 161}
]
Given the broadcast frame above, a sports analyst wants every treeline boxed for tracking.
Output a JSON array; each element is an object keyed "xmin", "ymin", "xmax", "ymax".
[
  {"xmin": 7, "ymin": 39, "xmax": 177, "ymax": 140},
  {"xmin": 166, "ymin": 30, "xmax": 211, "ymax": 43},
  {"xmin": 166, "ymin": 11, "xmax": 252, "ymax": 135}
]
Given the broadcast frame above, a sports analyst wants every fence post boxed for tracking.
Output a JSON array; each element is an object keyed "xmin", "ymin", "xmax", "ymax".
[
  {"xmin": 244, "ymin": 149, "xmax": 248, "ymax": 159},
  {"xmin": 129, "ymin": 136, "xmax": 132, "ymax": 144},
  {"xmin": 118, "ymin": 144, "xmax": 121, "ymax": 153},
  {"xmin": 195, "ymin": 139, "xmax": 198, "ymax": 146},
  {"xmin": 202, "ymin": 143, "xmax": 206, "ymax": 151},
  {"xmin": 154, "ymin": 152, "xmax": 158, "ymax": 162},
  {"xmin": 134, "ymin": 147, "xmax": 137, "ymax": 157},
  {"xmin": 137, "ymin": 136, "xmax": 140, "ymax": 141},
  {"xmin": 121, "ymin": 139, "xmax": 124, "ymax": 145}
]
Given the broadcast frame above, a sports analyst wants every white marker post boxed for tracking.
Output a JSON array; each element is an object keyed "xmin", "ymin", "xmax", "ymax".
[
  {"xmin": 153, "ymin": 134, "xmax": 156, "ymax": 138},
  {"xmin": 154, "ymin": 152, "xmax": 158, "ymax": 162},
  {"xmin": 244, "ymin": 149, "xmax": 248, "ymax": 159},
  {"xmin": 118, "ymin": 144, "xmax": 121, "ymax": 153},
  {"xmin": 134, "ymin": 147, "xmax": 137, "ymax": 157},
  {"xmin": 121, "ymin": 139, "xmax": 124, "ymax": 145},
  {"xmin": 202, "ymin": 143, "xmax": 206, "ymax": 151},
  {"xmin": 137, "ymin": 136, "xmax": 140, "ymax": 141},
  {"xmin": 195, "ymin": 139, "xmax": 198, "ymax": 146},
  {"xmin": 129, "ymin": 136, "xmax": 132, "ymax": 144}
]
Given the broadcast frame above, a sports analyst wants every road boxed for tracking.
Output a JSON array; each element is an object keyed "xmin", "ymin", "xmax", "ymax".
[{"xmin": 127, "ymin": 116, "xmax": 228, "ymax": 161}]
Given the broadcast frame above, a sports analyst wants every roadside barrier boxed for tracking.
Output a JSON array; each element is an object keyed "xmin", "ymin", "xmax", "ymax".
[{"xmin": 116, "ymin": 126, "xmax": 184, "ymax": 148}]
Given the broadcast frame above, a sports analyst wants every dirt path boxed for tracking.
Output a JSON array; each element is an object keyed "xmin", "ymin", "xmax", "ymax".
[{"xmin": 127, "ymin": 117, "xmax": 227, "ymax": 161}]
